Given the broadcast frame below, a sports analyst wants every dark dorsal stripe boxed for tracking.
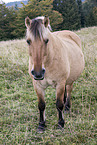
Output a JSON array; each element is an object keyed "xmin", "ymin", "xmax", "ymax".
[{"xmin": 30, "ymin": 19, "xmax": 42, "ymax": 40}]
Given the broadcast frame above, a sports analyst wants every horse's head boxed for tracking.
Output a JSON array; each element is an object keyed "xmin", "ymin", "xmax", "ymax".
[{"xmin": 25, "ymin": 16, "xmax": 50, "ymax": 80}]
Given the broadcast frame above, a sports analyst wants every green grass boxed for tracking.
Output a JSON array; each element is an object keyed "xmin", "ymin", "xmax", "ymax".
[{"xmin": 0, "ymin": 27, "xmax": 97, "ymax": 145}]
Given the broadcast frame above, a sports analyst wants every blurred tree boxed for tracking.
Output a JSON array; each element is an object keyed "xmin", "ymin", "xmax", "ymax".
[
  {"xmin": 15, "ymin": 3, "xmax": 19, "ymax": 11},
  {"xmin": 1, "ymin": 0, "xmax": 96, "ymax": 41},
  {"xmin": 83, "ymin": 0, "xmax": 97, "ymax": 26},
  {"xmin": 12, "ymin": 0, "xmax": 63, "ymax": 38},
  {"xmin": 0, "ymin": 0, "xmax": 63, "ymax": 40},
  {"xmin": 0, "ymin": 3, "xmax": 8, "ymax": 40},
  {"xmin": 77, "ymin": 0, "xmax": 85, "ymax": 27},
  {"xmin": 93, "ymin": 6, "xmax": 97, "ymax": 25},
  {"xmin": 0, "ymin": 3, "xmax": 17, "ymax": 41},
  {"xmin": 53, "ymin": 0, "xmax": 81, "ymax": 30}
]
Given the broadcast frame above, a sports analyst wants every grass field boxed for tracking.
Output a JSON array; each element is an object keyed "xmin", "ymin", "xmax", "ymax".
[{"xmin": 0, "ymin": 27, "xmax": 97, "ymax": 145}]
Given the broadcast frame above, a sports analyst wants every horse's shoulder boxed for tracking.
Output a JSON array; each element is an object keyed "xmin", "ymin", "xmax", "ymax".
[{"xmin": 53, "ymin": 30, "xmax": 81, "ymax": 49}]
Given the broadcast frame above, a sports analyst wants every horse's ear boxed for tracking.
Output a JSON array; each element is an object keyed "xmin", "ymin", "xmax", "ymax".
[
  {"xmin": 25, "ymin": 16, "xmax": 31, "ymax": 28},
  {"xmin": 44, "ymin": 16, "xmax": 49, "ymax": 28}
]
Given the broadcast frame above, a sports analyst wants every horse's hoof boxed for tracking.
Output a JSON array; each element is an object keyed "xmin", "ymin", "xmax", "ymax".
[
  {"xmin": 57, "ymin": 124, "xmax": 64, "ymax": 130},
  {"xmin": 37, "ymin": 121, "xmax": 45, "ymax": 133},
  {"xmin": 37, "ymin": 127, "xmax": 45, "ymax": 133},
  {"xmin": 57, "ymin": 119, "xmax": 64, "ymax": 130}
]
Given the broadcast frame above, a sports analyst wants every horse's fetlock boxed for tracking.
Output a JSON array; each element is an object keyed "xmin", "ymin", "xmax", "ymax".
[
  {"xmin": 58, "ymin": 118, "xmax": 64, "ymax": 128},
  {"xmin": 37, "ymin": 121, "xmax": 46, "ymax": 133}
]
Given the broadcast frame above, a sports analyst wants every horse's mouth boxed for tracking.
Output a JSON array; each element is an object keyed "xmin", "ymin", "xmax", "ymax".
[{"xmin": 33, "ymin": 76, "xmax": 44, "ymax": 80}]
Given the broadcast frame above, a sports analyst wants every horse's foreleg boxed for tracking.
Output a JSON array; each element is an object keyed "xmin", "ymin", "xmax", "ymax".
[
  {"xmin": 56, "ymin": 84, "xmax": 65, "ymax": 129},
  {"xmin": 35, "ymin": 87, "xmax": 45, "ymax": 132},
  {"xmin": 65, "ymin": 83, "xmax": 73, "ymax": 112}
]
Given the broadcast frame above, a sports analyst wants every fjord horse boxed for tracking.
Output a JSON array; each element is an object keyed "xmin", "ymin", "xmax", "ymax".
[{"xmin": 25, "ymin": 16, "xmax": 84, "ymax": 132}]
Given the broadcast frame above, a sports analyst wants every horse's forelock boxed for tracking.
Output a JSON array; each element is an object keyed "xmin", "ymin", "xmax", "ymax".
[
  {"xmin": 30, "ymin": 19, "xmax": 43, "ymax": 40},
  {"xmin": 29, "ymin": 17, "xmax": 50, "ymax": 41}
]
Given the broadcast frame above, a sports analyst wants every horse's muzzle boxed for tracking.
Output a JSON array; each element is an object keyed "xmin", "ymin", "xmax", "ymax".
[{"xmin": 31, "ymin": 68, "xmax": 45, "ymax": 80}]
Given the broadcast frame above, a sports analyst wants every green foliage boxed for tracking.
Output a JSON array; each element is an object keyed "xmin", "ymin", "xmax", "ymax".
[
  {"xmin": 53, "ymin": 0, "xmax": 81, "ymax": 30},
  {"xmin": 0, "ymin": 27, "xmax": 97, "ymax": 144},
  {"xmin": 77, "ymin": 0, "xmax": 85, "ymax": 27},
  {"xmin": 83, "ymin": 0, "xmax": 97, "ymax": 26},
  {"xmin": 8, "ymin": 0, "xmax": 63, "ymax": 39},
  {"xmin": 0, "ymin": 0, "xmax": 97, "ymax": 41},
  {"xmin": 0, "ymin": 3, "xmax": 17, "ymax": 41}
]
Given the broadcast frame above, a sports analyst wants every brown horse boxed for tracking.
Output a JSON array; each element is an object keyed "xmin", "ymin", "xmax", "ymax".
[{"xmin": 25, "ymin": 16, "xmax": 85, "ymax": 132}]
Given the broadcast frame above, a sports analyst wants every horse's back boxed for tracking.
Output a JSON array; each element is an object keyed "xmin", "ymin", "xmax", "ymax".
[{"xmin": 53, "ymin": 30, "xmax": 81, "ymax": 49}]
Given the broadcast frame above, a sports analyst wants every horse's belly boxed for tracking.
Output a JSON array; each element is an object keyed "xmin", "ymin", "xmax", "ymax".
[{"xmin": 66, "ymin": 55, "xmax": 84, "ymax": 85}]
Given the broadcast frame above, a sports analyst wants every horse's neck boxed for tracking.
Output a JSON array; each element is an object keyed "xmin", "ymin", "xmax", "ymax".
[
  {"xmin": 47, "ymin": 32, "xmax": 67, "ymax": 65},
  {"xmin": 45, "ymin": 32, "xmax": 60, "ymax": 65}
]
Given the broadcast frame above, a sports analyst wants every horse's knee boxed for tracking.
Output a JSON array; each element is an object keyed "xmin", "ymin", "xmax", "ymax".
[
  {"xmin": 38, "ymin": 98, "xmax": 45, "ymax": 122},
  {"xmin": 38, "ymin": 98, "xmax": 45, "ymax": 111},
  {"xmin": 35, "ymin": 85, "xmax": 45, "ymax": 111}
]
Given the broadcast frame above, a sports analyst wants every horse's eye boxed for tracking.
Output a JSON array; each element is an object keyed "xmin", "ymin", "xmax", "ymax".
[
  {"xmin": 26, "ymin": 39, "xmax": 31, "ymax": 45},
  {"xmin": 44, "ymin": 39, "xmax": 49, "ymax": 44}
]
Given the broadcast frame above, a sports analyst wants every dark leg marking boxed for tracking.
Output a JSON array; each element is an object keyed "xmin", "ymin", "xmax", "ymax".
[
  {"xmin": 64, "ymin": 84, "xmax": 73, "ymax": 112},
  {"xmin": 65, "ymin": 97, "xmax": 70, "ymax": 111},
  {"xmin": 38, "ymin": 99, "xmax": 45, "ymax": 132},
  {"xmin": 64, "ymin": 85, "xmax": 67, "ymax": 104},
  {"xmin": 56, "ymin": 99, "xmax": 64, "ymax": 129}
]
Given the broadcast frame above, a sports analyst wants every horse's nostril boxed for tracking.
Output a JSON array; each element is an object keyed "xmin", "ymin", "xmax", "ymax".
[
  {"xmin": 42, "ymin": 68, "xmax": 45, "ymax": 74},
  {"xmin": 31, "ymin": 69, "xmax": 34, "ymax": 75}
]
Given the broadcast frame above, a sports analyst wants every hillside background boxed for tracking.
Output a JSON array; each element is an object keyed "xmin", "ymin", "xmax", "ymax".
[
  {"xmin": 5, "ymin": 0, "xmax": 86, "ymax": 7},
  {"xmin": 5, "ymin": 0, "xmax": 28, "ymax": 7},
  {"xmin": 0, "ymin": 0, "xmax": 97, "ymax": 41}
]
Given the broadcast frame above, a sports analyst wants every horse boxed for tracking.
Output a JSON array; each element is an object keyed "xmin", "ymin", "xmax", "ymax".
[{"xmin": 25, "ymin": 16, "xmax": 85, "ymax": 132}]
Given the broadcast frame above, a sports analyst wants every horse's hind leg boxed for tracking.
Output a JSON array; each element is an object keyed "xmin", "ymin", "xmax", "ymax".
[
  {"xmin": 64, "ymin": 83, "xmax": 73, "ymax": 112},
  {"xmin": 64, "ymin": 85, "xmax": 67, "ymax": 104}
]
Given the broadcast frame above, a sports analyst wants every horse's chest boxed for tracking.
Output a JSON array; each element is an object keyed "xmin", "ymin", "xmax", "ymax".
[
  {"xmin": 39, "ymin": 78, "xmax": 57, "ymax": 89},
  {"xmin": 47, "ymin": 79, "xmax": 57, "ymax": 88}
]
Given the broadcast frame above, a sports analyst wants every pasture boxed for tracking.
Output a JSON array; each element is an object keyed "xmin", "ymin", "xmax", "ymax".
[{"xmin": 0, "ymin": 27, "xmax": 97, "ymax": 144}]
